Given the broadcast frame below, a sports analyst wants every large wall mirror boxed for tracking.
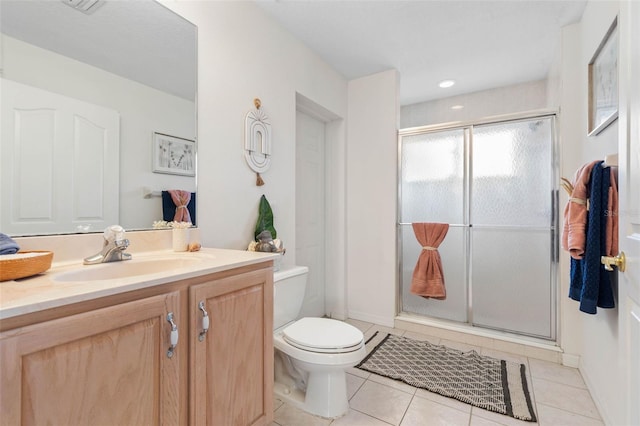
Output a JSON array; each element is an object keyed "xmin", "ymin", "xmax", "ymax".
[{"xmin": 0, "ymin": 0, "xmax": 197, "ymax": 237}]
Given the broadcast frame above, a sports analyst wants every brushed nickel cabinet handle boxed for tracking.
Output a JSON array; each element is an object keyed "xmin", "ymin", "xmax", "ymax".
[
  {"xmin": 198, "ymin": 301, "xmax": 209, "ymax": 342},
  {"xmin": 167, "ymin": 312, "xmax": 179, "ymax": 358}
]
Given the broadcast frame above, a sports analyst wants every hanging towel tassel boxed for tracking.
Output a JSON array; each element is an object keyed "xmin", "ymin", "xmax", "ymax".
[
  {"xmin": 168, "ymin": 190, "xmax": 192, "ymax": 224},
  {"xmin": 561, "ymin": 160, "xmax": 600, "ymax": 258},
  {"xmin": 256, "ymin": 173, "xmax": 265, "ymax": 186}
]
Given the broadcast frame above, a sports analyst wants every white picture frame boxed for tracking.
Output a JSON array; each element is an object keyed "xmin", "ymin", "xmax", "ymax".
[
  {"xmin": 588, "ymin": 17, "xmax": 618, "ymax": 136},
  {"xmin": 152, "ymin": 132, "xmax": 195, "ymax": 176}
]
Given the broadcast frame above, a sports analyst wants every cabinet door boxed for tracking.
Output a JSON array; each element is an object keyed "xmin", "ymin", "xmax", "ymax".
[
  {"xmin": 191, "ymin": 269, "xmax": 273, "ymax": 426},
  {"xmin": 0, "ymin": 291, "xmax": 181, "ymax": 426}
]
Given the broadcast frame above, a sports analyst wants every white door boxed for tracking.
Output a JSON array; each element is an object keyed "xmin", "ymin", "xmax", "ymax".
[
  {"xmin": 618, "ymin": 3, "xmax": 640, "ymax": 424},
  {"xmin": 1, "ymin": 79, "xmax": 120, "ymax": 235},
  {"xmin": 296, "ymin": 110, "xmax": 326, "ymax": 318}
]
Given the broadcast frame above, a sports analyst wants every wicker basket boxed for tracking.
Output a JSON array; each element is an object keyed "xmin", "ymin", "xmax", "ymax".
[{"xmin": 0, "ymin": 251, "xmax": 54, "ymax": 282}]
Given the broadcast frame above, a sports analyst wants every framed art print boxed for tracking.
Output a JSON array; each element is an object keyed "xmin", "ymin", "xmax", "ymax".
[
  {"xmin": 152, "ymin": 132, "xmax": 195, "ymax": 176},
  {"xmin": 588, "ymin": 17, "xmax": 618, "ymax": 136}
]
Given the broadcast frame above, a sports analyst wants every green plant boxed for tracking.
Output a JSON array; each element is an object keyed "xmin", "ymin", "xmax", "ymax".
[{"xmin": 254, "ymin": 195, "xmax": 277, "ymax": 240}]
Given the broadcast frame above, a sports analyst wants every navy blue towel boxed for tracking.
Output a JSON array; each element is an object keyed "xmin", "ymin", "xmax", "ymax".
[
  {"xmin": 568, "ymin": 162, "xmax": 615, "ymax": 314},
  {"xmin": 0, "ymin": 233, "xmax": 20, "ymax": 255}
]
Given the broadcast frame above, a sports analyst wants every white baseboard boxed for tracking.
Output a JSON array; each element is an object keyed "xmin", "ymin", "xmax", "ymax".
[
  {"xmin": 561, "ymin": 353, "xmax": 580, "ymax": 368},
  {"xmin": 327, "ymin": 309, "xmax": 348, "ymax": 321}
]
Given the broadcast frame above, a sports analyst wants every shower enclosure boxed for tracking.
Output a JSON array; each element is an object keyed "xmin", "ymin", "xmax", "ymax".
[{"xmin": 398, "ymin": 113, "xmax": 558, "ymax": 340}]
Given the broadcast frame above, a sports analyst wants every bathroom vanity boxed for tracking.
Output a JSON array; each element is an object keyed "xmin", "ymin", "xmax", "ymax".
[{"xmin": 0, "ymin": 248, "xmax": 276, "ymax": 425}]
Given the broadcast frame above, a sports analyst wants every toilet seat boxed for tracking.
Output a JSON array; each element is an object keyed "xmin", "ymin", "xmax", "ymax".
[{"xmin": 282, "ymin": 317, "xmax": 364, "ymax": 354}]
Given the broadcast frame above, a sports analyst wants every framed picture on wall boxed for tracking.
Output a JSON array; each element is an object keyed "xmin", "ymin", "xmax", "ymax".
[
  {"xmin": 588, "ymin": 17, "xmax": 618, "ymax": 136},
  {"xmin": 152, "ymin": 132, "xmax": 195, "ymax": 176}
]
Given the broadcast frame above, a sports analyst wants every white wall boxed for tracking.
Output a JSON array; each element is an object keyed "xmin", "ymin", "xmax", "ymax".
[
  {"xmin": 0, "ymin": 35, "xmax": 195, "ymax": 231},
  {"xmin": 161, "ymin": 1, "xmax": 348, "ymax": 270},
  {"xmin": 401, "ymin": 79, "xmax": 548, "ymax": 128},
  {"xmin": 346, "ymin": 70, "xmax": 400, "ymax": 327},
  {"xmin": 557, "ymin": 2, "xmax": 623, "ymax": 424}
]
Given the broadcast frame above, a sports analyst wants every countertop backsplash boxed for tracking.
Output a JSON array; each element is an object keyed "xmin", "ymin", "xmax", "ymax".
[{"xmin": 13, "ymin": 228, "xmax": 201, "ymax": 265}]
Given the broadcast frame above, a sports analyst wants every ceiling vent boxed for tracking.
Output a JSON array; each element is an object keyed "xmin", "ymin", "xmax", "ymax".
[{"xmin": 60, "ymin": 0, "xmax": 103, "ymax": 14}]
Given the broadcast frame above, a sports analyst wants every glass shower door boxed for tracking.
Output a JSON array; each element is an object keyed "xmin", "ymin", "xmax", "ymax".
[
  {"xmin": 470, "ymin": 118, "xmax": 556, "ymax": 338},
  {"xmin": 398, "ymin": 115, "xmax": 557, "ymax": 340},
  {"xmin": 399, "ymin": 129, "xmax": 468, "ymax": 323}
]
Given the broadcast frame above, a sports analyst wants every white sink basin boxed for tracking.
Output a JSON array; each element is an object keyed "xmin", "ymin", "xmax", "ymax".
[{"xmin": 52, "ymin": 257, "xmax": 203, "ymax": 282}]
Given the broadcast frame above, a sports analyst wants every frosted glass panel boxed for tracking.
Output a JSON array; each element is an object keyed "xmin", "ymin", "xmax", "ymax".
[
  {"xmin": 401, "ymin": 225, "xmax": 467, "ymax": 322},
  {"xmin": 472, "ymin": 119, "xmax": 552, "ymax": 226},
  {"xmin": 471, "ymin": 228, "xmax": 552, "ymax": 338},
  {"xmin": 400, "ymin": 130, "xmax": 464, "ymax": 223}
]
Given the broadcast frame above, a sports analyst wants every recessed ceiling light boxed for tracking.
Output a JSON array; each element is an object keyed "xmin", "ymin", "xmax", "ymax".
[
  {"xmin": 438, "ymin": 80, "xmax": 456, "ymax": 88},
  {"xmin": 451, "ymin": 105, "xmax": 464, "ymax": 110}
]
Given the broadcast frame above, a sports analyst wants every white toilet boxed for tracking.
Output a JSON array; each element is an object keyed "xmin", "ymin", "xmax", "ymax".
[{"xmin": 273, "ymin": 266, "xmax": 366, "ymax": 419}]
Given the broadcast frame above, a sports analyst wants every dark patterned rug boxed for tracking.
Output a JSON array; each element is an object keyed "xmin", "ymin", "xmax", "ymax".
[{"xmin": 356, "ymin": 332, "xmax": 537, "ymax": 422}]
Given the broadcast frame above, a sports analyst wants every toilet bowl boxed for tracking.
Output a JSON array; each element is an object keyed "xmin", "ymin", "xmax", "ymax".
[{"xmin": 273, "ymin": 266, "xmax": 366, "ymax": 419}]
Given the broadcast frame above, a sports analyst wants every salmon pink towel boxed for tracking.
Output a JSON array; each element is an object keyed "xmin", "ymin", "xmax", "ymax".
[
  {"xmin": 562, "ymin": 161, "xmax": 599, "ymax": 259},
  {"xmin": 168, "ymin": 190, "xmax": 192, "ymax": 223},
  {"xmin": 561, "ymin": 161, "xmax": 618, "ymax": 260},
  {"xmin": 411, "ymin": 223, "xmax": 449, "ymax": 300}
]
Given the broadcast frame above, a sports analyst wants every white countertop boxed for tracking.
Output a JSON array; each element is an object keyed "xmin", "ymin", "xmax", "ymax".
[{"xmin": 0, "ymin": 248, "xmax": 278, "ymax": 320}]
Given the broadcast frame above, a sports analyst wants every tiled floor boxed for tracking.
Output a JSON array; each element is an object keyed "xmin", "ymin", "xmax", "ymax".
[{"xmin": 271, "ymin": 319, "xmax": 603, "ymax": 426}]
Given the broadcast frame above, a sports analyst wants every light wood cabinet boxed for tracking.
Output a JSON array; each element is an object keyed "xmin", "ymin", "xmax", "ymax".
[
  {"xmin": 191, "ymin": 269, "xmax": 274, "ymax": 425},
  {"xmin": 0, "ymin": 291, "xmax": 181, "ymax": 425},
  {"xmin": 0, "ymin": 264, "xmax": 273, "ymax": 426}
]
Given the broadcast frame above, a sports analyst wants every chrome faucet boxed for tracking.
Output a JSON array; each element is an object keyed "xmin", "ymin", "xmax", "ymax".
[{"xmin": 84, "ymin": 225, "xmax": 132, "ymax": 265}]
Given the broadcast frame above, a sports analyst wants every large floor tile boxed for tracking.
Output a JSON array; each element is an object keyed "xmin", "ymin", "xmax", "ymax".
[
  {"xmin": 413, "ymin": 388, "xmax": 471, "ymax": 413},
  {"xmin": 349, "ymin": 366, "xmax": 372, "ymax": 380},
  {"xmin": 347, "ymin": 373, "xmax": 367, "ymax": 399},
  {"xmin": 363, "ymin": 325, "xmax": 404, "ymax": 342},
  {"xmin": 470, "ymin": 415, "xmax": 513, "ymax": 426},
  {"xmin": 331, "ymin": 409, "xmax": 394, "ymax": 426},
  {"xmin": 532, "ymin": 378, "xmax": 601, "ymax": 420},
  {"xmin": 402, "ymin": 330, "xmax": 441, "ymax": 345},
  {"xmin": 273, "ymin": 319, "xmax": 604, "ymax": 426},
  {"xmin": 535, "ymin": 403, "xmax": 605, "ymax": 426},
  {"xmin": 528, "ymin": 358, "xmax": 586, "ymax": 389},
  {"xmin": 349, "ymin": 380, "xmax": 413, "ymax": 425},
  {"xmin": 480, "ymin": 348, "xmax": 529, "ymax": 366},
  {"xmin": 272, "ymin": 402, "xmax": 332, "ymax": 426},
  {"xmin": 400, "ymin": 395, "xmax": 471, "ymax": 426},
  {"xmin": 439, "ymin": 338, "xmax": 483, "ymax": 353},
  {"xmin": 471, "ymin": 406, "xmax": 538, "ymax": 426},
  {"xmin": 367, "ymin": 373, "xmax": 417, "ymax": 395},
  {"xmin": 346, "ymin": 318, "xmax": 374, "ymax": 333}
]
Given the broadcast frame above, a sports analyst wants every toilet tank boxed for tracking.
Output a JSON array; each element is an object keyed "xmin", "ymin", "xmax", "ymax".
[{"xmin": 273, "ymin": 265, "xmax": 309, "ymax": 330}]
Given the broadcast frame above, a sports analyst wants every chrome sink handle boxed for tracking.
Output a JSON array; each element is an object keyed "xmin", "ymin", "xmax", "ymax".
[{"xmin": 83, "ymin": 225, "xmax": 132, "ymax": 264}]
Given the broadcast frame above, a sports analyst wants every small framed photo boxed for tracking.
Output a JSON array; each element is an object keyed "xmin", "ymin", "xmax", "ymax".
[
  {"xmin": 152, "ymin": 132, "xmax": 195, "ymax": 176},
  {"xmin": 588, "ymin": 17, "xmax": 618, "ymax": 136}
]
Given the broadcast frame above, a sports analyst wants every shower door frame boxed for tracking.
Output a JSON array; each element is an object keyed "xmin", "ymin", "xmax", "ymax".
[{"xmin": 396, "ymin": 110, "xmax": 560, "ymax": 341}]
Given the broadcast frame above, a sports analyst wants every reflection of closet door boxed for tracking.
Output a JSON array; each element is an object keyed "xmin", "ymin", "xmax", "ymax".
[{"xmin": 1, "ymin": 79, "xmax": 119, "ymax": 235}]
